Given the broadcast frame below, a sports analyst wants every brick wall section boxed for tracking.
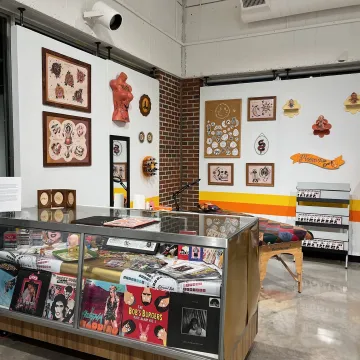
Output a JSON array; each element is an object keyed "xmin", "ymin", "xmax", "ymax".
[
  {"xmin": 181, "ymin": 78, "xmax": 203, "ymax": 210},
  {"xmin": 155, "ymin": 70, "xmax": 182, "ymax": 207},
  {"xmin": 154, "ymin": 71, "xmax": 202, "ymax": 210}
]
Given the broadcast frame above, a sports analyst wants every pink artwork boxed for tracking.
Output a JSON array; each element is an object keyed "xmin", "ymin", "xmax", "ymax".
[
  {"xmin": 110, "ymin": 72, "xmax": 134, "ymax": 122},
  {"xmin": 312, "ymin": 115, "xmax": 332, "ymax": 138}
]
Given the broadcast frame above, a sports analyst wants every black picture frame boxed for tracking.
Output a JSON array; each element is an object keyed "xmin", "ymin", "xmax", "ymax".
[{"xmin": 110, "ymin": 135, "xmax": 130, "ymax": 208}]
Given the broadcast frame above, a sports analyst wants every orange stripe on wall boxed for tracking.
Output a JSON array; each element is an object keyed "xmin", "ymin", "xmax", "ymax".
[
  {"xmin": 350, "ymin": 210, "xmax": 360, "ymax": 222},
  {"xmin": 201, "ymin": 200, "xmax": 296, "ymax": 217}
]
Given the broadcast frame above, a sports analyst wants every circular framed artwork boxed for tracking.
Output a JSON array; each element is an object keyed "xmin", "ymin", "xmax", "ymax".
[
  {"xmin": 67, "ymin": 191, "xmax": 75, "ymax": 207},
  {"xmin": 39, "ymin": 192, "xmax": 50, "ymax": 207},
  {"xmin": 139, "ymin": 94, "xmax": 151, "ymax": 116},
  {"xmin": 139, "ymin": 132, "xmax": 145, "ymax": 143},
  {"xmin": 53, "ymin": 191, "xmax": 64, "ymax": 206},
  {"xmin": 147, "ymin": 132, "xmax": 153, "ymax": 143}
]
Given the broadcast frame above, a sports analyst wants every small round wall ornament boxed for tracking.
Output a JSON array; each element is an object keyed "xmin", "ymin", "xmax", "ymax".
[
  {"xmin": 139, "ymin": 132, "xmax": 145, "ymax": 143},
  {"xmin": 147, "ymin": 132, "xmax": 153, "ymax": 143},
  {"xmin": 254, "ymin": 133, "xmax": 269, "ymax": 155},
  {"xmin": 139, "ymin": 94, "xmax": 151, "ymax": 116}
]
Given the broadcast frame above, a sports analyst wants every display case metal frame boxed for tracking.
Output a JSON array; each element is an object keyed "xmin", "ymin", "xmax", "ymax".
[{"xmin": 0, "ymin": 207, "xmax": 259, "ymax": 360}]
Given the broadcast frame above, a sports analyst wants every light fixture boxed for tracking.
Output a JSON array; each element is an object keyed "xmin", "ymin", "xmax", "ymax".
[{"xmin": 83, "ymin": 1, "xmax": 122, "ymax": 31}]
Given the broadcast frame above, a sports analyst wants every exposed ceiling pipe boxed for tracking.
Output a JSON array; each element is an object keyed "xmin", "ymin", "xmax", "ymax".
[{"xmin": 207, "ymin": 63, "xmax": 360, "ymax": 84}]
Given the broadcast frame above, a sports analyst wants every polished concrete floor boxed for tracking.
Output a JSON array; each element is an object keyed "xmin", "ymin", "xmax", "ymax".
[{"xmin": 0, "ymin": 257, "xmax": 359, "ymax": 359}]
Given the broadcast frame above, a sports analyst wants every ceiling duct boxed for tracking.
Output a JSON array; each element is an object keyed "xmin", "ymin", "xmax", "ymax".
[{"xmin": 240, "ymin": 0, "xmax": 360, "ymax": 23}]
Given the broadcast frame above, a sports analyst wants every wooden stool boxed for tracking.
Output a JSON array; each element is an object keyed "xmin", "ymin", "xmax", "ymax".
[{"xmin": 259, "ymin": 241, "xmax": 303, "ymax": 293}]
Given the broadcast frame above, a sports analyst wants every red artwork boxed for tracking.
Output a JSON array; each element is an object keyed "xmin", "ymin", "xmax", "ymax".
[
  {"xmin": 312, "ymin": 115, "xmax": 332, "ymax": 138},
  {"xmin": 110, "ymin": 72, "xmax": 134, "ymax": 122}
]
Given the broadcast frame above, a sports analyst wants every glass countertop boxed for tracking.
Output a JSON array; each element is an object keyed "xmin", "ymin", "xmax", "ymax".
[{"xmin": 0, "ymin": 206, "xmax": 258, "ymax": 248}]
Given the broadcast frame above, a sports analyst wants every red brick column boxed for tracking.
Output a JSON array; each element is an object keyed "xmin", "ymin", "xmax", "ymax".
[
  {"xmin": 180, "ymin": 78, "xmax": 203, "ymax": 210},
  {"xmin": 155, "ymin": 70, "xmax": 182, "ymax": 207}
]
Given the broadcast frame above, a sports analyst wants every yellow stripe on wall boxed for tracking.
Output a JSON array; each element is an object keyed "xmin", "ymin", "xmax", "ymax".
[{"xmin": 200, "ymin": 191, "xmax": 360, "ymax": 222}]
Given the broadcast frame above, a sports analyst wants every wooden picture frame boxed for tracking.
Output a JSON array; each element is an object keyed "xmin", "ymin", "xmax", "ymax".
[
  {"xmin": 208, "ymin": 163, "xmax": 234, "ymax": 186},
  {"xmin": 113, "ymin": 163, "xmax": 127, "ymax": 182},
  {"xmin": 248, "ymin": 96, "xmax": 276, "ymax": 121},
  {"xmin": 43, "ymin": 111, "xmax": 91, "ymax": 167},
  {"xmin": 42, "ymin": 48, "xmax": 91, "ymax": 113},
  {"xmin": 246, "ymin": 163, "xmax": 275, "ymax": 187}
]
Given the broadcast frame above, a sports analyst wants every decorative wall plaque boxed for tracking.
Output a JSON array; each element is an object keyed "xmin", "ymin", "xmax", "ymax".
[
  {"xmin": 344, "ymin": 92, "xmax": 360, "ymax": 114},
  {"xmin": 283, "ymin": 99, "xmax": 301, "ymax": 118},
  {"xmin": 312, "ymin": 115, "xmax": 332, "ymax": 138},
  {"xmin": 139, "ymin": 94, "xmax": 151, "ymax": 116},
  {"xmin": 142, "ymin": 156, "xmax": 158, "ymax": 177},
  {"xmin": 204, "ymin": 99, "xmax": 241, "ymax": 158},
  {"xmin": 254, "ymin": 133, "xmax": 269, "ymax": 155},
  {"xmin": 42, "ymin": 48, "xmax": 91, "ymax": 113},
  {"xmin": 139, "ymin": 132, "xmax": 145, "ymax": 143},
  {"xmin": 37, "ymin": 189, "xmax": 76, "ymax": 209}
]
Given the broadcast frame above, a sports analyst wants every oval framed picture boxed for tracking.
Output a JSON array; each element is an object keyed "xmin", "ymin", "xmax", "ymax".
[
  {"xmin": 139, "ymin": 94, "xmax": 151, "ymax": 116},
  {"xmin": 139, "ymin": 131, "xmax": 145, "ymax": 143},
  {"xmin": 147, "ymin": 132, "xmax": 153, "ymax": 143}
]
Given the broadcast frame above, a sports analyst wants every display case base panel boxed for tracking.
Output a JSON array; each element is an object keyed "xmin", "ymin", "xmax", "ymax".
[{"xmin": 0, "ymin": 311, "xmax": 258, "ymax": 360}]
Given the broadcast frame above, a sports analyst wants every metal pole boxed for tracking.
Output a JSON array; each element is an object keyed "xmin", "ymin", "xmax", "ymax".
[
  {"xmin": 18, "ymin": 8, "xmax": 25, "ymax": 26},
  {"xmin": 106, "ymin": 46, "xmax": 112, "ymax": 60},
  {"xmin": 95, "ymin": 41, "xmax": 101, "ymax": 57},
  {"xmin": 73, "ymin": 232, "xmax": 86, "ymax": 329}
]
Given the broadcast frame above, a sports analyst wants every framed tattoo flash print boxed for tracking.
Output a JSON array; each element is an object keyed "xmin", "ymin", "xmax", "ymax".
[
  {"xmin": 208, "ymin": 163, "xmax": 234, "ymax": 186},
  {"xmin": 248, "ymin": 97, "xmax": 276, "ymax": 121},
  {"xmin": 43, "ymin": 111, "xmax": 91, "ymax": 167},
  {"xmin": 42, "ymin": 48, "xmax": 91, "ymax": 113},
  {"xmin": 246, "ymin": 163, "xmax": 274, "ymax": 187}
]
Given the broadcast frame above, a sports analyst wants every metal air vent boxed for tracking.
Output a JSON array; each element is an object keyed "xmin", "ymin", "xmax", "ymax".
[{"xmin": 241, "ymin": 0, "xmax": 266, "ymax": 9}]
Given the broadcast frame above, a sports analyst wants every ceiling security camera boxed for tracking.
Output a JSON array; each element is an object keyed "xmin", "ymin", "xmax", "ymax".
[{"xmin": 83, "ymin": 1, "xmax": 122, "ymax": 31}]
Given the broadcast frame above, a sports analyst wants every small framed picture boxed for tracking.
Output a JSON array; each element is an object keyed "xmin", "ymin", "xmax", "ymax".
[
  {"xmin": 208, "ymin": 163, "xmax": 234, "ymax": 186},
  {"xmin": 248, "ymin": 96, "xmax": 277, "ymax": 121},
  {"xmin": 113, "ymin": 163, "xmax": 127, "ymax": 181},
  {"xmin": 181, "ymin": 308, "xmax": 207, "ymax": 337},
  {"xmin": 246, "ymin": 163, "xmax": 274, "ymax": 187}
]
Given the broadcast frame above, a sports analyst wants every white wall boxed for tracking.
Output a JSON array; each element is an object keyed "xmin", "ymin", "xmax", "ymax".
[
  {"xmin": 5, "ymin": 0, "xmax": 183, "ymax": 77},
  {"xmin": 184, "ymin": 0, "xmax": 360, "ymax": 77},
  {"xmin": 12, "ymin": 26, "xmax": 159, "ymax": 208},
  {"xmin": 200, "ymin": 74, "xmax": 360, "ymax": 255}
]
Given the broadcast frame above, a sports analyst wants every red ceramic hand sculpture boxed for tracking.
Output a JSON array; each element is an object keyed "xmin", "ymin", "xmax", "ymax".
[{"xmin": 110, "ymin": 72, "xmax": 134, "ymax": 122}]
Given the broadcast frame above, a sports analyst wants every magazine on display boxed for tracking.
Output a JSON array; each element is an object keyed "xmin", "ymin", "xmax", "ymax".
[
  {"xmin": 122, "ymin": 285, "xmax": 170, "ymax": 346},
  {"xmin": 158, "ymin": 261, "xmax": 221, "ymax": 281},
  {"xmin": 0, "ymin": 262, "xmax": 19, "ymax": 309},
  {"xmin": 167, "ymin": 293, "xmax": 221, "ymax": 354},
  {"xmin": 203, "ymin": 249, "xmax": 224, "ymax": 269},
  {"xmin": 9, "ymin": 269, "xmax": 51, "ymax": 317},
  {"xmin": 42, "ymin": 273, "xmax": 78, "ymax": 324},
  {"xmin": 80, "ymin": 279, "xmax": 125, "ymax": 335}
]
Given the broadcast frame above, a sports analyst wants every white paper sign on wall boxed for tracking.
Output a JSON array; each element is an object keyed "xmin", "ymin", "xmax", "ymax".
[{"xmin": 254, "ymin": 133, "xmax": 269, "ymax": 155}]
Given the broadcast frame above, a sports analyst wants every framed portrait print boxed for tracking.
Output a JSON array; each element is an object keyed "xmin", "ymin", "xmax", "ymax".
[
  {"xmin": 248, "ymin": 96, "xmax": 276, "ymax": 121},
  {"xmin": 246, "ymin": 163, "xmax": 274, "ymax": 187},
  {"xmin": 42, "ymin": 48, "xmax": 91, "ymax": 113},
  {"xmin": 43, "ymin": 111, "xmax": 91, "ymax": 167},
  {"xmin": 113, "ymin": 163, "xmax": 127, "ymax": 182},
  {"xmin": 208, "ymin": 163, "xmax": 234, "ymax": 186}
]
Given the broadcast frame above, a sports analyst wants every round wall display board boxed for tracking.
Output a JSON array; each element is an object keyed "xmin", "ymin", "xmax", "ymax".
[
  {"xmin": 139, "ymin": 132, "xmax": 145, "ymax": 143},
  {"xmin": 139, "ymin": 94, "xmax": 152, "ymax": 116},
  {"xmin": 147, "ymin": 132, "xmax": 153, "ymax": 143}
]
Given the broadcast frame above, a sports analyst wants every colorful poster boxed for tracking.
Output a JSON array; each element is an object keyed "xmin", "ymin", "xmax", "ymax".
[
  {"xmin": 42, "ymin": 273, "xmax": 78, "ymax": 323},
  {"xmin": 10, "ymin": 269, "xmax": 51, "ymax": 317},
  {"xmin": 80, "ymin": 279, "xmax": 124, "ymax": 335},
  {"xmin": 0, "ymin": 263, "xmax": 19, "ymax": 309},
  {"xmin": 122, "ymin": 285, "xmax": 169, "ymax": 346}
]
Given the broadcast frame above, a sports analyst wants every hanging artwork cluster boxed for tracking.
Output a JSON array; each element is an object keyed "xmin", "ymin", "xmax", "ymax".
[
  {"xmin": 204, "ymin": 99, "xmax": 242, "ymax": 158},
  {"xmin": 42, "ymin": 48, "xmax": 92, "ymax": 168}
]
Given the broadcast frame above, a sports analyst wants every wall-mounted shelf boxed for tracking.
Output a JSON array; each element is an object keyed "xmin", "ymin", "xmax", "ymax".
[{"xmin": 296, "ymin": 182, "xmax": 350, "ymax": 268}]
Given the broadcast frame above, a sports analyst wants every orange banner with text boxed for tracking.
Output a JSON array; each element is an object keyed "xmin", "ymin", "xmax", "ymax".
[{"xmin": 290, "ymin": 153, "xmax": 345, "ymax": 170}]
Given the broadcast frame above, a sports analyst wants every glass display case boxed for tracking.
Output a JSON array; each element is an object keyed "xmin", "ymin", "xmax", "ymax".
[{"xmin": 0, "ymin": 206, "xmax": 259, "ymax": 360}]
